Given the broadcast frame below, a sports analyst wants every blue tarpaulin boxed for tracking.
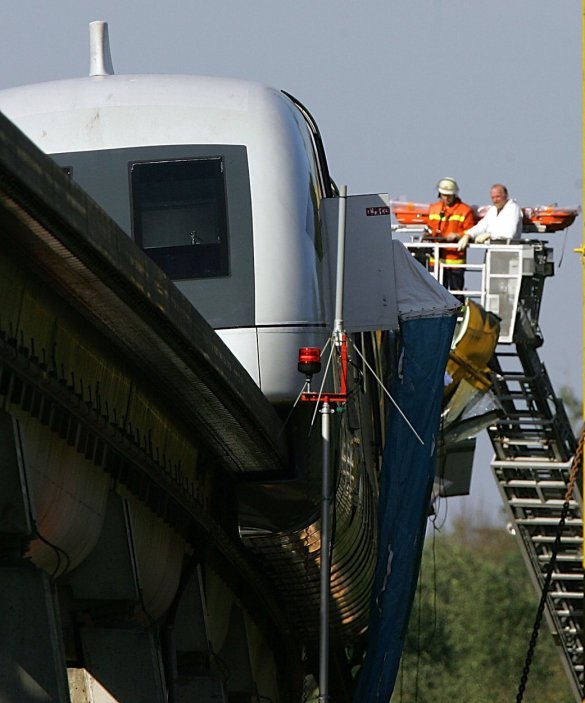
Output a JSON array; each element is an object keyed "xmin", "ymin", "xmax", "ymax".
[{"xmin": 353, "ymin": 312, "xmax": 456, "ymax": 702}]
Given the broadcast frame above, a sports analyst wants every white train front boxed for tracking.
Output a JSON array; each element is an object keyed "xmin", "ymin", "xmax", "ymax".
[{"xmin": 0, "ymin": 31, "xmax": 335, "ymax": 404}]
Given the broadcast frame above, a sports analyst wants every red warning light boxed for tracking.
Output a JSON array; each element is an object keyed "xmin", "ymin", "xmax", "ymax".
[{"xmin": 298, "ymin": 347, "xmax": 321, "ymax": 377}]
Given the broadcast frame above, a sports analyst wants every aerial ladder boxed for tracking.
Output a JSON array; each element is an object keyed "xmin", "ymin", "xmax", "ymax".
[
  {"xmin": 397, "ymin": 233, "xmax": 583, "ymax": 701},
  {"xmin": 482, "ymin": 243, "xmax": 583, "ymax": 701}
]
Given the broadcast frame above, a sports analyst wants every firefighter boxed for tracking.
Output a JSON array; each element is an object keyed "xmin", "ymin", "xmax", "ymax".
[{"xmin": 426, "ymin": 177, "xmax": 475, "ymax": 297}]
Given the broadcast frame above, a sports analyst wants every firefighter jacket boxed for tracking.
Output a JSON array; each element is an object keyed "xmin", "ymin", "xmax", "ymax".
[{"xmin": 427, "ymin": 199, "xmax": 476, "ymax": 263}]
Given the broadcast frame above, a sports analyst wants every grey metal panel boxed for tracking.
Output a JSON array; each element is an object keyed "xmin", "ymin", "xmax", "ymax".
[
  {"xmin": 51, "ymin": 144, "xmax": 255, "ymax": 330},
  {"xmin": 321, "ymin": 194, "xmax": 398, "ymax": 332},
  {"xmin": 436, "ymin": 438, "xmax": 475, "ymax": 497}
]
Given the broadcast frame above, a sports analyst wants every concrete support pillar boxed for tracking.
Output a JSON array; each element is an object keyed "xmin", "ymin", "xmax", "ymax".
[
  {"xmin": 77, "ymin": 627, "xmax": 166, "ymax": 703},
  {"xmin": 172, "ymin": 567, "xmax": 227, "ymax": 702},
  {"xmin": 65, "ymin": 491, "xmax": 166, "ymax": 702},
  {"xmin": 0, "ymin": 558, "xmax": 71, "ymax": 703},
  {"xmin": 68, "ymin": 668, "xmax": 117, "ymax": 703},
  {"xmin": 0, "ymin": 410, "xmax": 70, "ymax": 702},
  {"xmin": 177, "ymin": 677, "xmax": 226, "ymax": 702}
]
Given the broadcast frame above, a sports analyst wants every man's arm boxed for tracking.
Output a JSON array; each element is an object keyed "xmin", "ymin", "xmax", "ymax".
[
  {"xmin": 466, "ymin": 208, "xmax": 492, "ymax": 238},
  {"xmin": 455, "ymin": 206, "xmax": 479, "ymax": 249}
]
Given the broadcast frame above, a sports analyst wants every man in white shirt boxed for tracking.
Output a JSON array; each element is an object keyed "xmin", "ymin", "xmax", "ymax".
[{"xmin": 457, "ymin": 184, "xmax": 523, "ymax": 250}]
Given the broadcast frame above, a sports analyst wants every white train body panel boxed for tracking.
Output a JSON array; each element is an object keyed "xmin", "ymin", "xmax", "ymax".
[{"xmin": 0, "ymin": 74, "xmax": 332, "ymax": 402}]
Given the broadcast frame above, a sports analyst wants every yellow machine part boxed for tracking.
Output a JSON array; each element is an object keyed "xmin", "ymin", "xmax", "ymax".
[{"xmin": 445, "ymin": 299, "xmax": 500, "ymax": 397}]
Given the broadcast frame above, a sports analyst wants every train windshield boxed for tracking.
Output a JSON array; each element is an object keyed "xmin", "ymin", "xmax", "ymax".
[{"xmin": 131, "ymin": 157, "xmax": 229, "ymax": 280}]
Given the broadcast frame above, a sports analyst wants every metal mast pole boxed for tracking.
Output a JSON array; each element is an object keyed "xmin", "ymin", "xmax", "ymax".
[
  {"xmin": 318, "ymin": 185, "xmax": 348, "ymax": 701},
  {"xmin": 333, "ymin": 185, "xmax": 348, "ymax": 339},
  {"xmin": 318, "ymin": 400, "xmax": 332, "ymax": 702}
]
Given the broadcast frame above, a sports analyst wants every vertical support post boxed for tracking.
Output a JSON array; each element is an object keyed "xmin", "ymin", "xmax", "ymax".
[
  {"xmin": 333, "ymin": 185, "xmax": 348, "ymax": 339},
  {"xmin": 318, "ymin": 401, "xmax": 331, "ymax": 702}
]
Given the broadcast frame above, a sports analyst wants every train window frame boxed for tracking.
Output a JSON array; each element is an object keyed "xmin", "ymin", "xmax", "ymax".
[
  {"xmin": 130, "ymin": 156, "xmax": 230, "ymax": 281},
  {"xmin": 50, "ymin": 144, "xmax": 255, "ymax": 330}
]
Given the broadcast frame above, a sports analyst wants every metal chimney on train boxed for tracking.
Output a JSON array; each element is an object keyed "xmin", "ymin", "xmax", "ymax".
[{"xmin": 89, "ymin": 21, "xmax": 115, "ymax": 76}]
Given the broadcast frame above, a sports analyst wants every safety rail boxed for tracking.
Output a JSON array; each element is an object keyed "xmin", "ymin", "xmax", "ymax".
[
  {"xmin": 399, "ymin": 239, "xmax": 487, "ymax": 303},
  {"xmin": 395, "ymin": 233, "xmax": 553, "ymax": 343}
]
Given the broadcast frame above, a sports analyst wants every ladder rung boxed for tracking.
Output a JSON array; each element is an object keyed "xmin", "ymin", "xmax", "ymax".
[
  {"xmin": 497, "ymin": 417, "xmax": 554, "ymax": 424},
  {"xmin": 504, "ymin": 480, "xmax": 568, "ymax": 488},
  {"xmin": 531, "ymin": 535, "xmax": 583, "ymax": 544},
  {"xmin": 516, "ymin": 517, "xmax": 582, "ymax": 525},
  {"xmin": 549, "ymin": 573, "xmax": 584, "ymax": 582},
  {"xmin": 538, "ymin": 554, "xmax": 582, "ymax": 566},
  {"xmin": 498, "ymin": 420, "xmax": 555, "ymax": 428},
  {"xmin": 550, "ymin": 591, "xmax": 583, "ymax": 599},
  {"xmin": 508, "ymin": 498, "xmax": 579, "ymax": 508},
  {"xmin": 497, "ymin": 371, "xmax": 533, "ymax": 379},
  {"xmin": 492, "ymin": 458, "xmax": 573, "ymax": 468},
  {"xmin": 494, "ymin": 438, "xmax": 550, "ymax": 446}
]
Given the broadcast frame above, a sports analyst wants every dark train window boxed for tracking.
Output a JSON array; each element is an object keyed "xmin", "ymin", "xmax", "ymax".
[{"xmin": 131, "ymin": 158, "xmax": 229, "ymax": 280}]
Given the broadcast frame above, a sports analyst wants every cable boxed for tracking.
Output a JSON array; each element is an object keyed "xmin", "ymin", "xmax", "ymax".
[
  {"xmin": 398, "ymin": 655, "xmax": 404, "ymax": 701},
  {"xmin": 557, "ymin": 224, "xmax": 570, "ymax": 268},
  {"xmin": 9, "ymin": 417, "xmax": 71, "ymax": 580},
  {"xmin": 414, "ymin": 558, "xmax": 422, "ymax": 702},
  {"xmin": 429, "ymin": 525, "xmax": 438, "ymax": 647},
  {"xmin": 33, "ymin": 526, "xmax": 71, "ymax": 579},
  {"xmin": 430, "ymin": 416, "xmax": 449, "ymax": 531},
  {"xmin": 277, "ymin": 378, "xmax": 310, "ymax": 439}
]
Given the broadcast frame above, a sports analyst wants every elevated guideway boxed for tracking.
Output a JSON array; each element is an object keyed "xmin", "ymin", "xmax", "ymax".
[
  {"xmin": 0, "ymin": 105, "xmax": 290, "ymax": 557},
  {"xmin": 0, "ymin": 110, "xmax": 286, "ymax": 478},
  {"xmin": 397, "ymin": 232, "xmax": 583, "ymax": 701}
]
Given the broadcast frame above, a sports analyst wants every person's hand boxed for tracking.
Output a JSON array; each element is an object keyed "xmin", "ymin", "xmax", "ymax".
[
  {"xmin": 475, "ymin": 232, "xmax": 491, "ymax": 244},
  {"xmin": 444, "ymin": 233, "xmax": 458, "ymax": 242},
  {"xmin": 457, "ymin": 234, "xmax": 470, "ymax": 251}
]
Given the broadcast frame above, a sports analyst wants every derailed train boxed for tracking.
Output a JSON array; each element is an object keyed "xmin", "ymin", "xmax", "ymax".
[{"xmin": 0, "ymin": 22, "xmax": 456, "ymax": 702}]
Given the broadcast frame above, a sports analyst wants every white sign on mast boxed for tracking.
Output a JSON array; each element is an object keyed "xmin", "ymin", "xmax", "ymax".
[{"xmin": 321, "ymin": 192, "xmax": 398, "ymax": 332}]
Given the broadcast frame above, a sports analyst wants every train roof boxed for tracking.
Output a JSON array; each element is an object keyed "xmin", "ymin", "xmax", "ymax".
[
  {"xmin": 0, "ymin": 72, "xmax": 268, "ymax": 114},
  {"xmin": 0, "ymin": 72, "xmax": 300, "ymax": 153}
]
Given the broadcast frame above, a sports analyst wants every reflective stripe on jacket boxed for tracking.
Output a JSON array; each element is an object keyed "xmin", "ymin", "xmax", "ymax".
[{"xmin": 428, "ymin": 199, "xmax": 476, "ymax": 262}]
